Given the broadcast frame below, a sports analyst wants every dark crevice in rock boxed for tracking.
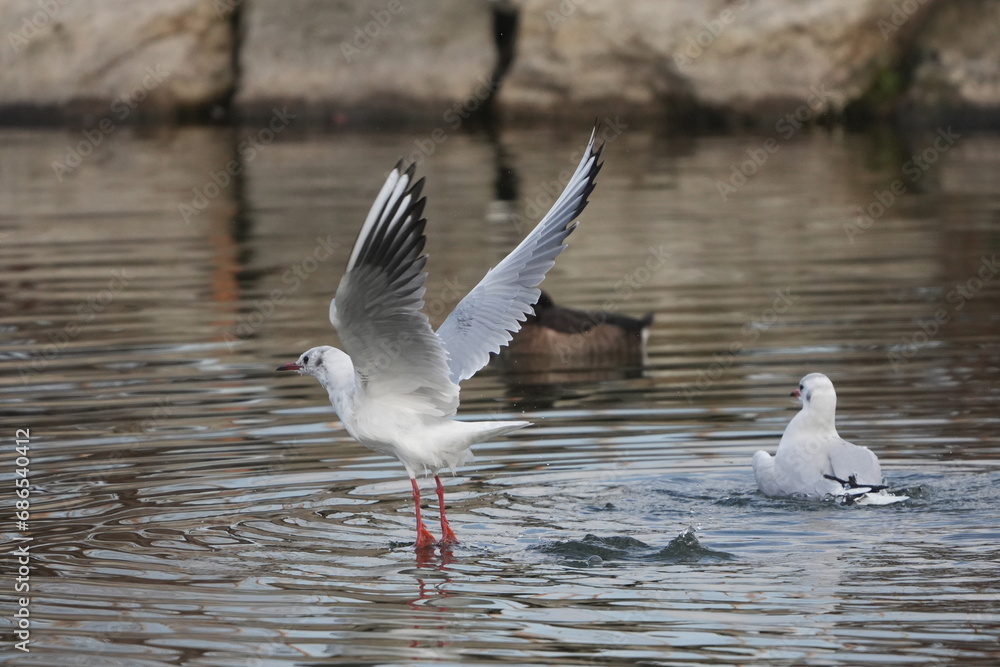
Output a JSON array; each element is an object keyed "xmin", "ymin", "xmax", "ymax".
[
  {"xmin": 202, "ymin": 1, "xmax": 243, "ymax": 125},
  {"xmin": 220, "ymin": 3, "xmax": 251, "ymax": 251},
  {"xmin": 893, "ymin": 0, "xmax": 1000, "ymax": 131},
  {"xmin": 466, "ymin": 0, "xmax": 520, "ymax": 129},
  {"xmin": 491, "ymin": 0, "xmax": 520, "ymax": 91},
  {"xmin": 844, "ymin": 1, "xmax": 938, "ymax": 129}
]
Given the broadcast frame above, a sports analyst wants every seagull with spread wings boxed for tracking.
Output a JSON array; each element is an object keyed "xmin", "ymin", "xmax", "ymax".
[{"xmin": 277, "ymin": 127, "xmax": 604, "ymax": 549}]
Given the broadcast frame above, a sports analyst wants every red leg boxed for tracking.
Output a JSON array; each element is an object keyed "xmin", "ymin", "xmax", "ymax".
[
  {"xmin": 410, "ymin": 478, "xmax": 437, "ymax": 550},
  {"xmin": 435, "ymin": 475, "xmax": 458, "ymax": 545}
]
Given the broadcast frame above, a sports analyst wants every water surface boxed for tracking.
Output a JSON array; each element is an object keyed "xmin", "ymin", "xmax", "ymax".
[{"xmin": 2, "ymin": 124, "xmax": 999, "ymax": 665}]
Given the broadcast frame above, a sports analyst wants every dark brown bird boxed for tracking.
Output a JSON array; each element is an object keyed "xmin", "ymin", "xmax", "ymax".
[{"xmin": 499, "ymin": 291, "xmax": 653, "ymax": 370}]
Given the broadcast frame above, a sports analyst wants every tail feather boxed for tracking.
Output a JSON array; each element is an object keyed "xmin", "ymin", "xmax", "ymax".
[
  {"xmin": 424, "ymin": 420, "xmax": 530, "ymax": 477},
  {"xmin": 824, "ymin": 473, "xmax": 908, "ymax": 506},
  {"xmin": 472, "ymin": 420, "xmax": 531, "ymax": 441}
]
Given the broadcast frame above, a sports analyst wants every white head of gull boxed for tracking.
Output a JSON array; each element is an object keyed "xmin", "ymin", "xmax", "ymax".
[
  {"xmin": 278, "ymin": 127, "xmax": 605, "ymax": 549},
  {"xmin": 753, "ymin": 373, "xmax": 908, "ymax": 506}
]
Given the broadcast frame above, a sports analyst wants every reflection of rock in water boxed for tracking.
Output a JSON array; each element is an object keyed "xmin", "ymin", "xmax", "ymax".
[{"xmin": 496, "ymin": 291, "xmax": 653, "ymax": 407}]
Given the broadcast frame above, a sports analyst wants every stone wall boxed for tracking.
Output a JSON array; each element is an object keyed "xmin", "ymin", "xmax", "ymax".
[
  {"xmin": 0, "ymin": 0, "xmax": 995, "ymax": 127},
  {"xmin": 902, "ymin": 0, "xmax": 1000, "ymax": 126},
  {"xmin": 236, "ymin": 0, "xmax": 496, "ymax": 123},
  {"xmin": 0, "ymin": 0, "xmax": 232, "ymax": 121}
]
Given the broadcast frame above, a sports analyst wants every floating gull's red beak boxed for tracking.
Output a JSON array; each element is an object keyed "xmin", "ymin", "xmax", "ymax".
[
  {"xmin": 276, "ymin": 362, "xmax": 301, "ymax": 371},
  {"xmin": 790, "ymin": 389, "xmax": 801, "ymax": 398}
]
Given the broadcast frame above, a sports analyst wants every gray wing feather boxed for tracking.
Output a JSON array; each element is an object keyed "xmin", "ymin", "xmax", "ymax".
[
  {"xmin": 330, "ymin": 163, "xmax": 460, "ymax": 417},
  {"xmin": 827, "ymin": 440, "xmax": 883, "ymax": 486},
  {"xmin": 437, "ymin": 126, "xmax": 605, "ymax": 383}
]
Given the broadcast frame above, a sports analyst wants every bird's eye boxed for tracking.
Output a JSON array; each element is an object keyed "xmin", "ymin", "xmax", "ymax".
[
  {"xmin": 303, "ymin": 355, "xmax": 311, "ymax": 365},
  {"xmin": 799, "ymin": 383, "xmax": 804, "ymax": 390}
]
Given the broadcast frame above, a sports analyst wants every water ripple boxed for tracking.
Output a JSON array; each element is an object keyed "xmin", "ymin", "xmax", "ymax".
[{"xmin": 2, "ymin": 128, "xmax": 999, "ymax": 665}]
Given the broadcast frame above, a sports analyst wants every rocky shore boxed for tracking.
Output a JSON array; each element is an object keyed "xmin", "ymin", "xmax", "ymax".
[{"xmin": 0, "ymin": 0, "xmax": 996, "ymax": 128}]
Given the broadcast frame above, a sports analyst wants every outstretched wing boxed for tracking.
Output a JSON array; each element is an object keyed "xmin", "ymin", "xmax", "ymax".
[
  {"xmin": 330, "ymin": 163, "xmax": 459, "ymax": 417},
  {"xmin": 436, "ymin": 126, "xmax": 605, "ymax": 383}
]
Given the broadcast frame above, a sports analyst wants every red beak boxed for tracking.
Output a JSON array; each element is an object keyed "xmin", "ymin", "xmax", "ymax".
[
  {"xmin": 276, "ymin": 362, "xmax": 302, "ymax": 371},
  {"xmin": 790, "ymin": 389, "xmax": 801, "ymax": 398}
]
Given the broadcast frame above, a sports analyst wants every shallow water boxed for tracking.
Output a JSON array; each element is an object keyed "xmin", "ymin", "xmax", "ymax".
[{"xmin": 2, "ymin": 123, "xmax": 999, "ymax": 665}]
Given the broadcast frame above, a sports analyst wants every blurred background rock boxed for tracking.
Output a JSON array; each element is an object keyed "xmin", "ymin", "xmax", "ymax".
[{"xmin": 0, "ymin": 0, "xmax": 996, "ymax": 129}]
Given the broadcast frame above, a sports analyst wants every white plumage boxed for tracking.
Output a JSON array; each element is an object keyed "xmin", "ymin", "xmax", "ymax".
[
  {"xmin": 753, "ymin": 373, "xmax": 908, "ymax": 505},
  {"xmin": 278, "ymin": 127, "xmax": 604, "ymax": 549}
]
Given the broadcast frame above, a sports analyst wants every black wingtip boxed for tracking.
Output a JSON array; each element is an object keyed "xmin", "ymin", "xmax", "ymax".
[
  {"xmin": 409, "ymin": 176, "xmax": 426, "ymax": 200},
  {"xmin": 547, "ymin": 125, "xmax": 606, "ymax": 235},
  {"xmin": 590, "ymin": 119, "xmax": 610, "ymax": 156},
  {"xmin": 356, "ymin": 161, "xmax": 430, "ymax": 279},
  {"xmin": 824, "ymin": 473, "xmax": 890, "ymax": 494}
]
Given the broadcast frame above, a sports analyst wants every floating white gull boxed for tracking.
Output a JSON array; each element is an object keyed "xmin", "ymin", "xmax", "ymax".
[
  {"xmin": 753, "ymin": 373, "xmax": 908, "ymax": 506},
  {"xmin": 278, "ymin": 127, "xmax": 604, "ymax": 549}
]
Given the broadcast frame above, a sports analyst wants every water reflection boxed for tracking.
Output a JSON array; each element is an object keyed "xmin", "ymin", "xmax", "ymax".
[
  {"xmin": 497, "ymin": 291, "xmax": 653, "ymax": 409},
  {"xmin": 1, "ymin": 124, "xmax": 998, "ymax": 664}
]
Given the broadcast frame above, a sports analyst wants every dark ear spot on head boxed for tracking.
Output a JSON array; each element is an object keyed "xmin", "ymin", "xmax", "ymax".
[{"xmin": 805, "ymin": 390, "xmax": 812, "ymax": 401}]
